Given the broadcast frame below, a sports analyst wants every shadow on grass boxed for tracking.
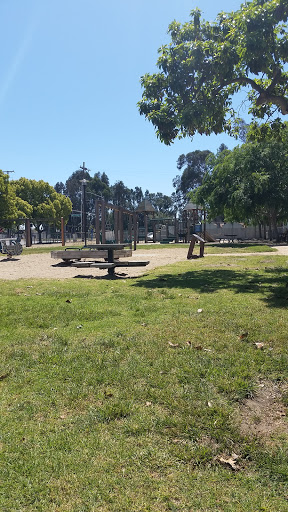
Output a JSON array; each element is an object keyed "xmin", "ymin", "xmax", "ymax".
[
  {"xmin": 208, "ymin": 242, "xmax": 261, "ymax": 249},
  {"xmin": 133, "ymin": 267, "xmax": 288, "ymax": 308},
  {"xmin": 73, "ymin": 273, "xmax": 141, "ymax": 280}
]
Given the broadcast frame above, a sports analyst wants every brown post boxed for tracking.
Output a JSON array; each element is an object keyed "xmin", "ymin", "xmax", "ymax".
[
  {"xmin": 187, "ymin": 215, "xmax": 191, "ymax": 243},
  {"xmin": 114, "ymin": 208, "xmax": 119, "ymax": 242},
  {"xmin": 101, "ymin": 200, "xmax": 106, "ymax": 243},
  {"xmin": 175, "ymin": 217, "xmax": 179, "ymax": 243},
  {"xmin": 133, "ymin": 212, "xmax": 137, "ymax": 250},
  {"xmin": 61, "ymin": 217, "xmax": 65, "ymax": 246},
  {"xmin": 144, "ymin": 213, "xmax": 148, "ymax": 243},
  {"xmin": 199, "ymin": 241, "xmax": 204, "ymax": 258},
  {"xmin": 95, "ymin": 200, "xmax": 100, "ymax": 243},
  {"xmin": 25, "ymin": 219, "xmax": 31, "ymax": 247},
  {"xmin": 153, "ymin": 222, "xmax": 156, "ymax": 243},
  {"xmin": 128, "ymin": 214, "xmax": 132, "ymax": 243},
  {"xmin": 119, "ymin": 207, "xmax": 124, "ymax": 243},
  {"xmin": 187, "ymin": 236, "xmax": 196, "ymax": 259}
]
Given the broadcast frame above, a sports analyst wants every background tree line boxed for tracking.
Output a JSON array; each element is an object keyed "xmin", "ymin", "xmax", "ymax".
[
  {"xmin": 0, "ymin": 174, "xmax": 72, "ymax": 240},
  {"xmin": 54, "ymin": 170, "xmax": 179, "ymax": 219}
]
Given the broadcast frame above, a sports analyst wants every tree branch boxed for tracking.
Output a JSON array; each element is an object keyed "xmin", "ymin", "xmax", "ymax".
[
  {"xmin": 214, "ymin": 76, "xmax": 264, "ymax": 95},
  {"xmin": 213, "ymin": 73, "xmax": 288, "ymax": 115},
  {"xmin": 266, "ymin": 67, "xmax": 282, "ymax": 94},
  {"xmin": 255, "ymin": 92, "xmax": 288, "ymax": 115}
]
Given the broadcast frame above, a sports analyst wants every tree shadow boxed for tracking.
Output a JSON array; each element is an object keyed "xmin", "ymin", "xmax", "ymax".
[
  {"xmin": 133, "ymin": 267, "xmax": 288, "ymax": 308},
  {"xmin": 73, "ymin": 273, "xmax": 140, "ymax": 280},
  {"xmin": 51, "ymin": 262, "xmax": 72, "ymax": 267},
  {"xmin": 208, "ymin": 242, "xmax": 272, "ymax": 250}
]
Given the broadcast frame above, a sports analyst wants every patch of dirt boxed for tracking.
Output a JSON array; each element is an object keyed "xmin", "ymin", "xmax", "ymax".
[
  {"xmin": 0, "ymin": 248, "xmax": 190, "ymax": 280},
  {"xmin": 238, "ymin": 381, "xmax": 288, "ymax": 443},
  {"xmin": 0, "ymin": 244, "xmax": 287, "ymax": 281}
]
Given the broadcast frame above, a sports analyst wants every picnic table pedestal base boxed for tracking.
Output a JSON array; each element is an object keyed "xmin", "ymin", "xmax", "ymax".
[{"xmin": 107, "ymin": 247, "xmax": 116, "ymax": 275}]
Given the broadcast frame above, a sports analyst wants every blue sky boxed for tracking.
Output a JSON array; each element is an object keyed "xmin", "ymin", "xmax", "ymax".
[{"xmin": 0, "ymin": 0, "xmax": 245, "ymax": 196}]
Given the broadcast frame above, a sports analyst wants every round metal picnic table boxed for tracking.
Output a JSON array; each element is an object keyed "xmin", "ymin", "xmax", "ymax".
[{"xmin": 84, "ymin": 244, "xmax": 128, "ymax": 275}]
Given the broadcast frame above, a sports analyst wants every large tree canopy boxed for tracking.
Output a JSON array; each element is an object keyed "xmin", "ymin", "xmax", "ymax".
[
  {"xmin": 0, "ymin": 171, "xmax": 18, "ymax": 226},
  {"xmin": 194, "ymin": 120, "xmax": 288, "ymax": 239},
  {"xmin": 11, "ymin": 178, "xmax": 72, "ymax": 230},
  {"xmin": 174, "ymin": 150, "xmax": 212, "ymax": 193},
  {"xmin": 138, "ymin": 0, "xmax": 288, "ymax": 144},
  {"xmin": 0, "ymin": 171, "xmax": 33, "ymax": 227}
]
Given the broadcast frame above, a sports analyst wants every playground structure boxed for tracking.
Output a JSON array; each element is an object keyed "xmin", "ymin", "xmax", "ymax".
[
  {"xmin": 92, "ymin": 200, "xmax": 198, "ymax": 246},
  {"xmin": 1, "ymin": 196, "xmax": 287, "ymax": 248}
]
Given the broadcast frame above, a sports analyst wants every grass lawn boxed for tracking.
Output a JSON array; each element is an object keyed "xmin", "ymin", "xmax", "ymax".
[
  {"xmin": 139, "ymin": 243, "xmax": 277, "ymax": 254},
  {"xmin": 1, "ymin": 254, "xmax": 288, "ymax": 511}
]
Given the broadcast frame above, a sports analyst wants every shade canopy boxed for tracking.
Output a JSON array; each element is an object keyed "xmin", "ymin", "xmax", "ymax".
[
  {"xmin": 183, "ymin": 201, "xmax": 204, "ymax": 211},
  {"xmin": 137, "ymin": 199, "xmax": 156, "ymax": 213}
]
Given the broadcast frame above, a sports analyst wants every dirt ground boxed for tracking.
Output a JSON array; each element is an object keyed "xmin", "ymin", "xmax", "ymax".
[
  {"xmin": 238, "ymin": 381, "xmax": 288, "ymax": 443},
  {"xmin": 0, "ymin": 245, "xmax": 288, "ymax": 281}
]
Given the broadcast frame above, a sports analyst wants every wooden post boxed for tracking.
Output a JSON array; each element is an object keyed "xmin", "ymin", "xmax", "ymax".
[
  {"xmin": 128, "ymin": 214, "xmax": 132, "ymax": 243},
  {"xmin": 133, "ymin": 212, "xmax": 137, "ymax": 250},
  {"xmin": 187, "ymin": 215, "xmax": 191, "ymax": 243},
  {"xmin": 119, "ymin": 207, "xmax": 124, "ymax": 243},
  {"xmin": 25, "ymin": 219, "xmax": 31, "ymax": 247},
  {"xmin": 144, "ymin": 213, "xmax": 148, "ymax": 243},
  {"xmin": 175, "ymin": 217, "xmax": 179, "ymax": 243},
  {"xmin": 199, "ymin": 241, "xmax": 204, "ymax": 258},
  {"xmin": 95, "ymin": 200, "xmax": 100, "ymax": 243},
  {"xmin": 187, "ymin": 237, "xmax": 195, "ymax": 259},
  {"xmin": 61, "ymin": 217, "xmax": 65, "ymax": 246},
  {"xmin": 187, "ymin": 234, "xmax": 205, "ymax": 259},
  {"xmin": 101, "ymin": 200, "xmax": 106, "ymax": 243},
  {"xmin": 114, "ymin": 208, "xmax": 119, "ymax": 243}
]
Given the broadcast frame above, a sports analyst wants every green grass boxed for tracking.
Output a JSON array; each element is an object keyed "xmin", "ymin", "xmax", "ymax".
[
  {"xmin": 22, "ymin": 244, "xmax": 75, "ymax": 255},
  {"xmin": 139, "ymin": 242, "xmax": 276, "ymax": 253},
  {"xmin": 1, "ymin": 254, "xmax": 288, "ymax": 510}
]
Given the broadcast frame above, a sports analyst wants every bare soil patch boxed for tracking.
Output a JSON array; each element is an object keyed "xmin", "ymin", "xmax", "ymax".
[
  {"xmin": 0, "ymin": 245, "xmax": 287, "ymax": 281},
  {"xmin": 238, "ymin": 381, "xmax": 288, "ymax": 443},
  {"xmin": 0, "ymin": 247, "xmax": 190, "ymax": 280}
]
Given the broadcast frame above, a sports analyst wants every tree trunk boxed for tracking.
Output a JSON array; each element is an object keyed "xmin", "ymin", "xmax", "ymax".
[
  {"xmin": 270, "ymin": 212, "xmax": 279, "ymax": 242},
  {"xmin": 268, "ymin": 222, "xmax": 272, "ymax": 241}
]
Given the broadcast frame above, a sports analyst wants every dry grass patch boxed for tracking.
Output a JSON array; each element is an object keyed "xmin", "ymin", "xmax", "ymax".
[{"xmin": 238, "ymin": 381, "xmax": 288, "ymax": 443}]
